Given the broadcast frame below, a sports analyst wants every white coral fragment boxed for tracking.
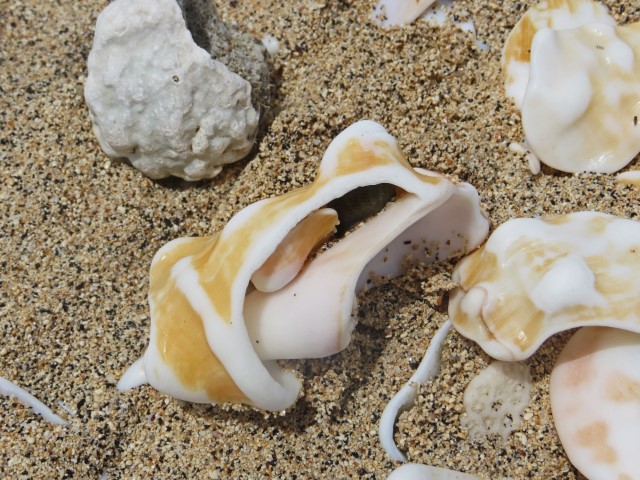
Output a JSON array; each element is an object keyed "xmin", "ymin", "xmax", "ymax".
[
  {"xmin": 462, "ymin": 361, "xmax": 532, "ymax": 440},
  {"xmin": 379, "ymin": 321, "xmax": 452, "ymax": 462},
  {"xmin": 84, "ymin": 0, "xmax": 259, "ymax": 180},
  {"xmin": 0, "ymin": 377, "xmax": 66, "ymax": 426}
]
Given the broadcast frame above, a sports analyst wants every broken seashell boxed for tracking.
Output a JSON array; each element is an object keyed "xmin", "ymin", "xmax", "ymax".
[
  {"xmin": 0, "ymin": 377, "xmax": 66, "ymax": 426},
  {"xmin": 522, "ymin": 22, "xmax": 640, "ymax": 173},
  {"xmin": 550, "ymin": 327, "xmax": 640, "ymax": 480},
  {"xmin": 371, "ymin": 0, "xmax": 488, "ymax": 50},
  {"xmin": 371, "ymin": 0, "xmax": 437, "ymax": 28},
  {"xmin": 387, "ymin": 462, "xmax": 481, "ymax": 480},
  {"xmin": 449, "ymin": 211, "xmax": 640, "ymax": 361},
  {"xmin": 380, "ymin": 320, "xmax": 452, "ymax": 462},
  {"xmin": 502, "ymin": 0, "xmax": 614, "ymax": 110},
  {"xmin": 118, "ymin": 120, "xmax": 489, "ymax": 411}
]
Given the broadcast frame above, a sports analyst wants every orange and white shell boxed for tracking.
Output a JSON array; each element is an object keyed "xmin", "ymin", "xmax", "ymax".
[
  {"xmin": 502, "ymin": 0, "xmax": 640, "ymax": 173},
  {"xmin": 551, "ymin": 327, "xmax": 640, "ymax": 480},
  {"xmin": 118, "ymin": 120, "xmax": 489, "ymax": 411},
  {"xmin": 449, "ymin": 211, "xmax": 640, "ymax": 361},
  {"xmin": 502, "ymin": 0, "xmax": 614, "ymax": 110}
]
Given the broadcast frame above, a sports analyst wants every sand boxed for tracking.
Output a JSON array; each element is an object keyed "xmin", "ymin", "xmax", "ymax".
[{"xmin": 1, "ymin": 0, "xmax": 639, "ymax": 478}]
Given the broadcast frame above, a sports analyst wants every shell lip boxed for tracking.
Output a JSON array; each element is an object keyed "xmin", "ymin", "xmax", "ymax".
[{"xmin": 452, "ymin": 283, "xmax": 519, "ymax": 361}]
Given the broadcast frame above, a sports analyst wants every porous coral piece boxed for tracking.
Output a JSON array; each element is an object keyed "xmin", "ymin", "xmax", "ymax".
[
  {"xmin": 84, "ymin": 0, "xmax": 262, "ymax": 180},
  {"xmin": 462, "ymin": 361, "xmax": 532, "ymax": 440}
]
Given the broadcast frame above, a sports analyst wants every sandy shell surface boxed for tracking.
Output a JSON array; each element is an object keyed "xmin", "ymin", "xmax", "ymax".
[{"xmin": 1, "ymin": 0, "xmax": 639, "ymax": 478}]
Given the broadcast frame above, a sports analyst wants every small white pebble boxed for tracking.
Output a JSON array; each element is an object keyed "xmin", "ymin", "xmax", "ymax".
[
  {"xmin": 616, "ymin": 170, "xmax": 640, "ymax": 186},
  {"xmin": 261, "ymin": 34, "xmax": 279, "ymax": 56}
]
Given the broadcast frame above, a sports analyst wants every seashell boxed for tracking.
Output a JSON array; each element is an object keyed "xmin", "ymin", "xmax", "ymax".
[
  {"xmin": 522, "ymin": 22, "xmax": 640, "ymax": 173},
  {"xmin": 118, "ymin": 120, "xmax": 489, "ymax": 411},
  {"xmin": 616, "ymin": 170, "xmax": 640, "ymax": 186},
  {"xmin": 0, "ymin": 377, "xmax": 66, "ymax": 426},
  {"xmin": 371, "ymin": 0, "xmax": 437, "ymax": 28},
  {"xmin": 449, "ymin": 211, "xmax": 640, "ymax": 361},
  {"xmin": 550, "ymin": 327, "xmax": 640, "ymax": 479},
  {"xmin": 501, "ymin": 0, "xmax": 614, "ymax": 110},
  {"xmin": 462, "ymin": 361, "xmax": 532, "ymax": 441},
  {"xmin": 386, "ymin": 462, "xmax": 481, "ymax": 480}
]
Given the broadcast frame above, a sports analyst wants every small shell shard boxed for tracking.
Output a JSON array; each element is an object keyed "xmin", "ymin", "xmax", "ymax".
[
  {"xmin": 551, "ymin": 327, "xmax": 640, "ymax": 479},
  {"xmin": 0, "ymin": 377, "xmax": 67, "ymax": 426},
  {"xmin": 386, "ymin": 462, "xmax": 481, "ymax": 480},
  {"xmin": 123, "ymin": 120, "xmax": 489, "ymax": 411},
  {"xmin": 371, "ymin": 0, "xmax": 437, "ymax": 28},
  {"xmin": 502, "ymin": 0, "xmax": 615, "ymax": 110},
  {"xmin": 449, "ymin": 212, "xmax": 640, "ymax": 361},
  {"xmin": 379, "ymin": 321, "xmax": 452, "ymax": 463},
  {"xmin": 616, "ymin": 170, "xmax": 640, "ymax": 186}
]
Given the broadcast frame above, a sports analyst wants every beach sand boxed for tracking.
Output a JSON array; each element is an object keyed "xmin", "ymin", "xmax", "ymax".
[{"xmin": 1, "ymin": 0, "xmax": 639, "ymax": 478}]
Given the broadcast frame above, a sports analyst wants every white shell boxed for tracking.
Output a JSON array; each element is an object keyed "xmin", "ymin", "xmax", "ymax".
[
  {"xmin": 523, "ymin": 22, "xmax": 640, "ymax": 173},
  {"xmin": 379, "ymin": 320, "xmax": 452, "ymax": 462},
  {"xmin": 502, "ymin": 0, "xmax": 614, "ymax": 110},
  {"xmin": 550, "ymin": 327, "xmax": 640, "ymax": 480},
  {"xmin": 449, "ymin": 211, "xmax": 640, "ymax": 361},
  {"xmin": 387, "ymin": 463, "xmax": 480, "ymax": 480},
  {"xmin": 119, "ymin": 120, "xmax": 489, "ymax": 411},
  {"xmin": 501, "ymin": 0, "xmax": 640, "ymax": 173}
]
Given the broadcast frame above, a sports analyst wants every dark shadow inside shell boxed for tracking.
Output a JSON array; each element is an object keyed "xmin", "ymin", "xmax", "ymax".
[{"xmin": 326, "ymin": 183, "xmax": 397, "ymax": 237}]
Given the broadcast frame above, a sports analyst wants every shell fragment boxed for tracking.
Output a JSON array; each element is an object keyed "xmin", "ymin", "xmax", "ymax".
[{"xmin": 449, "ymin": 211, "xmax": 640, "ymax": 361}]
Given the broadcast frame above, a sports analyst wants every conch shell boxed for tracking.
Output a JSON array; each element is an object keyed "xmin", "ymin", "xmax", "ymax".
[
  {"xmin": 118, "ymin": 120, "xmax": 489, "ymax": 411},
  {"xmin": 449, "ymin": 211, "xmax": 640, "ymax": 361},
  {"xmin": 550, "ymin": 327, "xmax": 640, "ymax": 480}
]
